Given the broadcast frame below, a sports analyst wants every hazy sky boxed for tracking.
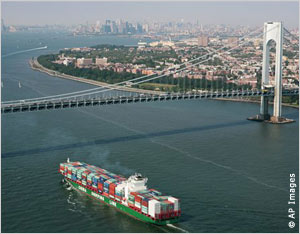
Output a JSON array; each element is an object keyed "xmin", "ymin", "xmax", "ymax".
[{"xmin": 2, "ymin": 1, "xmax": 299, "ymax": 28}]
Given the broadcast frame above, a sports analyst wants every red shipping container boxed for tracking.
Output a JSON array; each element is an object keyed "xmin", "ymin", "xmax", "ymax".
[
  {"xmin": 82, "ymin": 170, "xmax": 90, "ymax": 178},
  {"xmin": 109, "ymin": 183, "xmax": 116, "ymax": 194},
  {"xmin": 128, "ymin": 202, "xmax": 135, "ymax": 208},
  {"xmin": 135, "ymin": 197, "xmax": 142, "ymax": 203},
  {"xmin": 142, "ymin": 200, "xmax": 148, "ymax": 207},
  {"xmin": 130, "ymin": 192, "xmax": 138, "ymax": 196},
  {"xmin": 98, "ymin": 183, "xmax": 103, "ymax": 191}
]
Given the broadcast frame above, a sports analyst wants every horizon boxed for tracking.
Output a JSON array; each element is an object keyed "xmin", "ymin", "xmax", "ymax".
[{"xmin": 1, "ymin": 1, "xmax": 299, "ymax": 29}]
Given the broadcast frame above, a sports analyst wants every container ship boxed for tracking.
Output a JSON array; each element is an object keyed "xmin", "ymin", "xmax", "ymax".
[{"xmin": 59, "ymin": 159, "xmax": 181, "ymax": 225}]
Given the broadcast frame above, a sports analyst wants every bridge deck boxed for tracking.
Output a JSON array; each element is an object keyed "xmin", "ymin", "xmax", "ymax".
[{"xmin": 1, "ymin": 90, "xmax": 298, "ymax": 114}]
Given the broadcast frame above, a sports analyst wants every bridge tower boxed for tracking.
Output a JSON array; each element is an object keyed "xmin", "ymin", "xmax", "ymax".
[{"xmin": 249, "ymin": 22, "xmax": 293, "ymax": 123}]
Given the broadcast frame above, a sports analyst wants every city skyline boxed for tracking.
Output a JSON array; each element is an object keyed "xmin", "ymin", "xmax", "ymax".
[{"xmin": 1, "ymin": 1, "xmax": 299, "ymax": 28}]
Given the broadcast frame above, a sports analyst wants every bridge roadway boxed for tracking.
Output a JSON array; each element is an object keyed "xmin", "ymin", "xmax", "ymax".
[{"xmin": 1, "ymin": 89, "xmax": 298, "ymax": 114}]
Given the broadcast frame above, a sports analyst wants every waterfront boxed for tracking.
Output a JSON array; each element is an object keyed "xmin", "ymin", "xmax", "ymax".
[
  {"xmin": 1, "ymin": 31, "xmax": 299, "ymax": 233},
  {"xmin": 29, "ymin": 58, "xmax": 163, "ymax": 95}
]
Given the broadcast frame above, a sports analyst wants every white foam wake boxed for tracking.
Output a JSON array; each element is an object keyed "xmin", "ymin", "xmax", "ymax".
[
  {"xmin": 166, "ymin": 224, "xmax": 189, "ymax": 233},
  {"xmin": 2, "ymin": 46, "xmax": 47, "ymax": 58}
]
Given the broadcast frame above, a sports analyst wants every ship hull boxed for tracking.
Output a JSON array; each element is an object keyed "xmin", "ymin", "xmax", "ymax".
[{"xmin": 65, "ymin": 178, "xmax": 179, "ymax": 225}]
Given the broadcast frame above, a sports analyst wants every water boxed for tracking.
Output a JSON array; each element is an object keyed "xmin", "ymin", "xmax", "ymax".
[{"xmin": 1, "ymin": 31, "xmax": 299, "ymax": 233}]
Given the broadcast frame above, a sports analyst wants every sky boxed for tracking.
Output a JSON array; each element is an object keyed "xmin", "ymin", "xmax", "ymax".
[{"xmin": 1, "ymin": 1, "xmax": 299, "ymax": 28}]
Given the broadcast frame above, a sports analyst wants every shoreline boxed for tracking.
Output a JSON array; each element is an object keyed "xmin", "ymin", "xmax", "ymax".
[
  {"xmin": 29, "ymin": 59, "xmax": 298, "ymax": 109},
  {"xmin": 29, "ymin": 58, "xmax": 163, "ymax": 95},
  {"xmin": 214, "ymin": 97, "xmax": 299, "ymax": 109}
]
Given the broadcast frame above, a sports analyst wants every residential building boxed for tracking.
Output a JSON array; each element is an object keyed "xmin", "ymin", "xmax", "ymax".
[{"xmin": 198, "ymin": 36, "xmax": 209, "ymax": 47}]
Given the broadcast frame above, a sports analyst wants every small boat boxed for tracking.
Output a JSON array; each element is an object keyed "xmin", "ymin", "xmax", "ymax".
[{"xmin": 18, "ymin": 82, "xmax": 22, "ymax": 88}]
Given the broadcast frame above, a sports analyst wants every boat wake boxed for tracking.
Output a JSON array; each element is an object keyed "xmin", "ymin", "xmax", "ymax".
[
  {"xmin": 66, "ymin": 190, "xmax": 80, "ymax": 214},
  {"xmin": 67, "ymin": 195, "xmax": 76, "ymax": 205},
  {"xmin": 166, "ymin": 224, "xmax": 189, "ymax": 233},
  {"xmin": 2, "ymin": 46, "xmax": 48, "ymax": 58},
  {"xmin": 64, "ymin": 188, "xmax": 89, "ymax": 217}
]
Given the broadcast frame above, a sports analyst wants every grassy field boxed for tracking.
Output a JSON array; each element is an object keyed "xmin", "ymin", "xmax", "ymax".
[{"xmin": 137, "ymin": 82, "xmax": 177, "ymax": 91}]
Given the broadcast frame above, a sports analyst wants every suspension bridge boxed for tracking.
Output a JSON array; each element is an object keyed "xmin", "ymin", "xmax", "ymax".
[
  {"xmin": 1, "ymin": 89, "xmax": 298, "ymax": 114},
  {"xmin": 1, "ymin": 22, "xmax": 299, "ymax": 124}
]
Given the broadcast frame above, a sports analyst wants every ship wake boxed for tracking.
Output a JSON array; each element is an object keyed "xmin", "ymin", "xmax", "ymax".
[
  {"xmin": 2, "ymin": 46, "xmax": 47, "ymax": 58},
  {"xmin": 166, "ymin": 224, "xmax": 189, "ymax": 233}
]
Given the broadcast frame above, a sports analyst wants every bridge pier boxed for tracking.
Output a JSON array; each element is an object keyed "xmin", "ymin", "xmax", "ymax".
[
  {"xmin": 260, "ymin": 96, "xmax": 270, "ymax": 120},
  {"xmin": 248, "ymin": 22, "xmax": 294, "ymax": 124}
]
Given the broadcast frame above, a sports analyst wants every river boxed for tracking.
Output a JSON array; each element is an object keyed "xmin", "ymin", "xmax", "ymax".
[{"xmin": 1, "ymin": 30, "xmax": 299, "ymax": 233}]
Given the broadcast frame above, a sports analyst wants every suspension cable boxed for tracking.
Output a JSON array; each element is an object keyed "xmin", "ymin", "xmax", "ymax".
[{"xmin": 284, "ymin": 27, "xmax": 299, "ymax": 42}]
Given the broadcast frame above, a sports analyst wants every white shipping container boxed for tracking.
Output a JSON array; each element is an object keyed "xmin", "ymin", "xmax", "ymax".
[
  {"xmin": 168, "ymin": 197, "xmax": 179, "ymax": 211},
  {"xmin": 128, "ymin": 200, "xmax": 134, "ymax": 205},
  {"xmin": 141, "ymin": 207, "xmax": 148, "ymax": 214},
  {"xmin": 142, "ymin": 210, "xmax": 148, "ymax": 214},
  {"xmin": 87, "ymin": 173, "xmax": 95, "ymax": 180},
  {"xmin": 135, "ymin": 202, "xmax": 141, "ymax": 208},
  {"xmin": 148, "ymin": 199, "xmax": 161, "ymax": 218}
]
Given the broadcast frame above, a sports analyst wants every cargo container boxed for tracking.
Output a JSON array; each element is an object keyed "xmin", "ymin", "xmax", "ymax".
[
  {"xmin": 92, "ymin": 175, "xmax": 100, "ymax": 185},
  {"xmin": 109, "ymin": 183, "xmax": 116, "ymax": 195},
  {"xmin": 141, "ymin": 205, "xmax": 148, "ymax": 214},
  {"xmin": 149, "ymin": 189, "xmax": 162, "ymax": 196},
  {"xmin": 168, "ymin": 197, "xmax": 180, "ymax": 211},
  {"xmin": 98, "ymin": 181, "xmax": 104, "ymax": 192}
]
